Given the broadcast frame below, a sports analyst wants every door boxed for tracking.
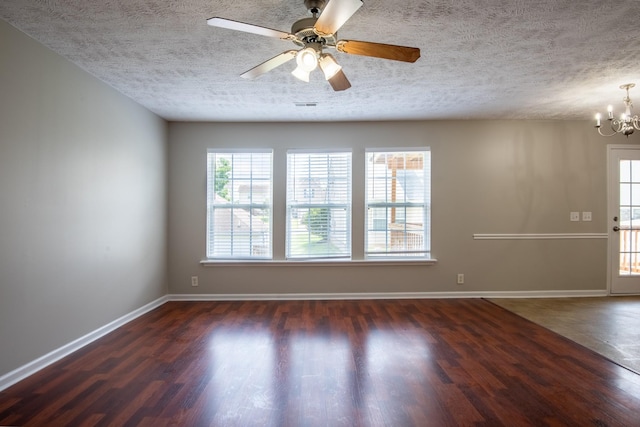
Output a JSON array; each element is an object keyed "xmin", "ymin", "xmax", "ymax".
[{"xmin": 608, "ymin": 145, "xmax": 640, "ymax": 294}]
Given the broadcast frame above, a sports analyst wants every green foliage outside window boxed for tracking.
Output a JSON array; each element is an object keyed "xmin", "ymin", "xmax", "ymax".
[
  {"xmin": 215, "ymin": 158, "xmax": 231, "ymax": 200},
  {"xmin": 303, "ymin": 207, "xmax": 331, "ymax": 242}
]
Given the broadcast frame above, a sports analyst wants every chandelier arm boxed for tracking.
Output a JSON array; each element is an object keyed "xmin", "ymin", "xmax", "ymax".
[
  {"xmin": 596, "ymin": 127, "xmax": 618, "ymax": 137},
  {"xmin": 633, "ymin": 116, "xmax": 640, "ymax": 131},
  {"xmin": 595, "ymin": 118, "xmax": 623, "ymax": 137},
  {"xmin": 610, "ymin": 118, "xmax": 624, "ymax": 133},
  {"xmin": 613, "ymin": 118, "xmax": 623, "ymax": 130}
]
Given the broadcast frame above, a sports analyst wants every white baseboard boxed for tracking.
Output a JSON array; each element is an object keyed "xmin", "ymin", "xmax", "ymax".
[
  {"xmin": 0, "ymin": 295, "xmax": 169, "ymax": 392},
  {"xmin": 169, "ymin": 290, "xmax": 608, "ymax": 301},
  {"xmin": 1, "ymin": 289, "xmax": 608, "ymax": 391},
  {"xmin": 471, "ymin": 290, "xmax": 608, "ymax": 298}
]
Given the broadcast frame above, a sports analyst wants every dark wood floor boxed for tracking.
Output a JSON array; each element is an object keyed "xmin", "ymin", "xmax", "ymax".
[{"xmin": 2, "ymin": 299, "xmax": 640, "ymax": 426}]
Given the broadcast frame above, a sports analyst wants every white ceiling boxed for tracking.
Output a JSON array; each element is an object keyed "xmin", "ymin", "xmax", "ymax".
[{"xmin": 2, "ymin": 0, "xmax": 640, "ymax": 122}]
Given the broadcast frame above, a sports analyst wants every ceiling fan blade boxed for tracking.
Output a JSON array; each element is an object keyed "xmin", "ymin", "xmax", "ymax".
[
  {"xmin": 336, "ymin": 40, "xmax": 421, "ymax": 63},
  {"xmin": 327, "ymin": 69, "xmax": 351, "ymax": 91},
  {"xmin": 207, "ymin": 17, "xmax": 294, "ymax": 40},
  {"xmin": 240, "ymin": 50, "xmax": 298, "ymax": 80},
  {"xmin": 314, "ymin": 0, "xmax": 363, "ymax": 37}
]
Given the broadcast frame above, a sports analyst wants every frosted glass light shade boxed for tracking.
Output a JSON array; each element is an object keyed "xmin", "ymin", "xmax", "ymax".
[
  {"xmin": 291, "ymin": 66, "xmax": 310, "ymax": 82},
  {"xmin": 297, "ymin": 48, "xmax": 318, "ymax": 72},
  {"xmin": 319, "ymin": 54, "xmax": 342, "ymax": 80}
]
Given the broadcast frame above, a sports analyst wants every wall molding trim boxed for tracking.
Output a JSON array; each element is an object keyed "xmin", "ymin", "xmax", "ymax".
[
  {"xmin": 473, "ymin": 233, "xmax": 608, "ymax": 240},
  {"xmin": 0, "ymin": 295, "xmax": 169, "ymax": 392},
  {"xmin": 1, "ymin": 289, "xmax": 610, "ymax": 391}
]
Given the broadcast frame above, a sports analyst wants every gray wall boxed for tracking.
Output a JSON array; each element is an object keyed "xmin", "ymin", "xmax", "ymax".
[
  {"xmin": 0, "ymin": 20, "xmax": 168, "ymax": 377},
  {"xmin": 168, "ymin": 120, "xmax": 620, "ymax": 295}
]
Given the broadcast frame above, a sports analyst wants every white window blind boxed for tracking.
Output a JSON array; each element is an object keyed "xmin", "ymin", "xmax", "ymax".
[
  {"xmin": 286, "ymin": 151, "xmax": 352, "ymax": 259},
  {"xmin": 365, "ymin": 149, "xmax": 430, "ymax": 258},
  {"xmin": 206, "ymin": 151, "xmax": 272, "ymax": 259}
]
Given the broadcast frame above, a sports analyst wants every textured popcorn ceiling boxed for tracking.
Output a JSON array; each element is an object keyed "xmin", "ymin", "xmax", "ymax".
[{"xmin": 2, "ymin": 0, "xmax": 640, "ymax": 122}]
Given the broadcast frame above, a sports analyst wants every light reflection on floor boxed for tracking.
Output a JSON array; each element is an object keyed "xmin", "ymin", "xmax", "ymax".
[
  {"xmin": 208, "ymin": 328, "xmax": 275, "ymax": 425},
  {"xmin": 203, "ymin": 325, "xmax": 436, "ymax": 426}
]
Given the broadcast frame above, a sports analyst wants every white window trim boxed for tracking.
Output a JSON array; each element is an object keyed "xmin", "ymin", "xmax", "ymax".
[
  {"xmin": 364, "ymin": 148, "xmax": 431, "ymax": 259},
  {"xmin": 285, "ymin": 149, "xmax": 353, "ymax": 260},
  {"xmin": 203, "ymin": 147, "xmax": 436, "ymax": 266},
  {"xmin": 206, "ymin": 149, "xmax": 274, "ymax": 260},
  {"xmin": 200, "ymin": 258, "xmax": 437, "ymax": 267}
]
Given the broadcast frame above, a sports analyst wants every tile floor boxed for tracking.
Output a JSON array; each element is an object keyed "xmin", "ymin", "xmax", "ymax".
[{"xmin": 490, "ymin": 296, "xmax": 640, "ymax": 374}]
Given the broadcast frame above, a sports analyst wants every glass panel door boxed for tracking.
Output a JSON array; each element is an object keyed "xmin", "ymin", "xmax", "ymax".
[{"xmin": 609, "ymin": 147, "xmax": 640, "ymax": 294}]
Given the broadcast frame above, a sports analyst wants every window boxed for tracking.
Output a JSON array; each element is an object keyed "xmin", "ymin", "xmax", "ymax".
[
  {"xmin": 365, "ymin": 150, "xmax": 430, "ymax": 258},
  {"xmin": 286, "ymin": 151, "xmax": 352, "ymax": 259},
  {"xmin": 204, "ymin": 148, "xmax": 434, "ymax": 264},
  {"xmin": 206, "ymin": 150, "xmax": 272, "ymax": 259}
]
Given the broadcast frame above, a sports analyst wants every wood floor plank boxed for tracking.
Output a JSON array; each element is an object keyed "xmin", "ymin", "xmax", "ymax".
[{"xmin": 1, "ymin": 299, "xmax": 640, "ymax": 426}]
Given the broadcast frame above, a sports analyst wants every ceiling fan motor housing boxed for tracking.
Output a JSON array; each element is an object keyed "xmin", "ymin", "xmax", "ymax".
[{"xmin": 291, "ymin": 17, "xmax": 336, "ymax": 48}]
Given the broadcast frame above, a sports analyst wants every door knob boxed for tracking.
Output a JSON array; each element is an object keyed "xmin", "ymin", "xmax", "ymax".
[{"xmin": 613, "ymin": 226, "xmax": 620, "ymax": 232}]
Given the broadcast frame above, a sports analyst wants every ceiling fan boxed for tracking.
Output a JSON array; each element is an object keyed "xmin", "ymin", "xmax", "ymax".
[{"xmin": 207, "ymin": 0, "xmax": 421, "ymax": 91}]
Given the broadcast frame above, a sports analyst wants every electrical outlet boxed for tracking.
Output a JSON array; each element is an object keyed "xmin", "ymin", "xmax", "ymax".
[
  {"xmin": 457, "ymin": 274, "xmax": 464, "ymax": 285},
  {"xmin": 191, "ymin": 276, "xmax": 199, "ymax": 287},
  {"xmin": 582, "ymin": 211, "xmax": 592, "ymax": 221},
  {"xmin": 570, "ymin": 212, "xmax": 580, "ymax": 222}
]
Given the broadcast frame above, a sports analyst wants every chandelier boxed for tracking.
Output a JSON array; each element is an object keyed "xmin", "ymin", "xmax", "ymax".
[{"xmin": 595, "ymin": 83, "xmax": 640, "ymax": 137}]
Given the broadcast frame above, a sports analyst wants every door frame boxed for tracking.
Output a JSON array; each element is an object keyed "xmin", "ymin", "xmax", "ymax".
[{"xmin": 607, "ymin": 144, "xmax": 640, "ymax": 295}]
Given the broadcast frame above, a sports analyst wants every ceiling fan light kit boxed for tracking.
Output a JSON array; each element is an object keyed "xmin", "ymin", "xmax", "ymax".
[
  {"xmin": 595, "ymin": 83, "xmax": 640, "ymax": 137},
  {"xmin": 206, "ymin": 0, "xmax": 420, "ymax": 91},
  {"xmin": 292, "ymin": 51, "xmax": 315, "ymax": 82},
  {"xmin": 299, "ymin": 46, "xmax": 320, "ymax": 70},
  {"xmin": 319, "ymin": 54, "xmax": 342, "ymax": 80}
]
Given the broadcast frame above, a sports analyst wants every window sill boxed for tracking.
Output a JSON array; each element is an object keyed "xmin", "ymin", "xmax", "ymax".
[{"xmin": 200, "ymin": 258, "xmax": 437, "ymax": 267}]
